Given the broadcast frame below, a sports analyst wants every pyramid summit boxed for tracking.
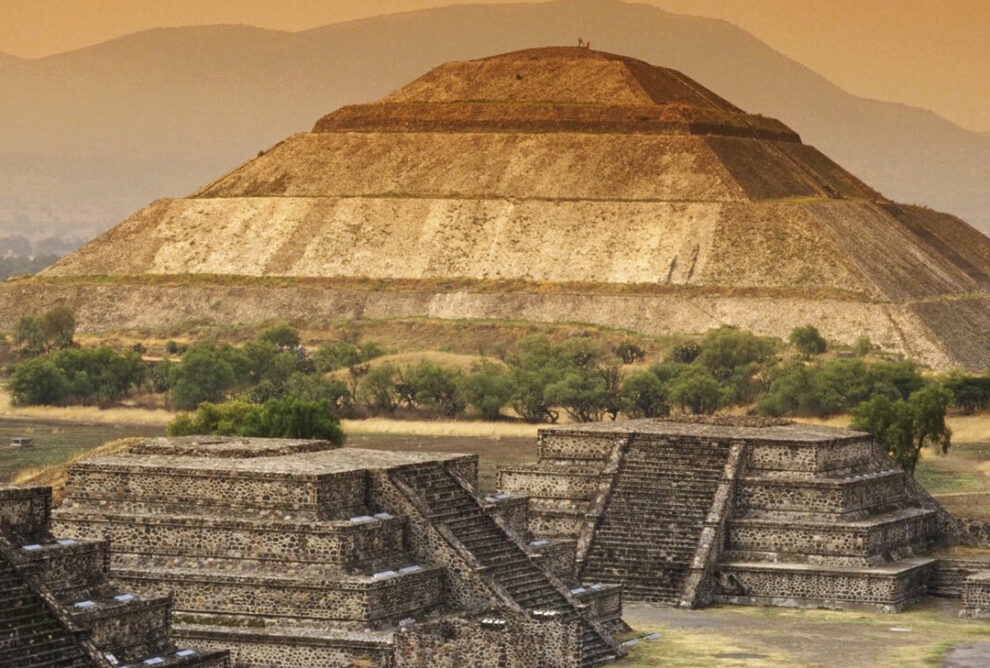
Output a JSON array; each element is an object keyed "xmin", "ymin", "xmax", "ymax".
[{"xmin": 22, "ymin": 47, "xmax": 990, "ymax": 369}]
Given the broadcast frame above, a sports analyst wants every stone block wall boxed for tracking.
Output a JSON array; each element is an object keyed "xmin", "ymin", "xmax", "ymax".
[
  {"xmin": 502, "ymin": 419, "xmax": 947, "ymax": 613},
  {"xmin": 0, "ymin": 484, "xmax": 51, "ymax": 540},
  {"xmin": 961, "ymin": 572, "xmax": 990, "ymax": 617},
  {"xmin": 734, "ymin": 470, "xmax": 906, "ymax": 518},
  {"xmin": 394, "ymin": 612, "xmax": 580, "ymax": 668},
  {"xmin": 56, "ymin": 511, "xmax": 407, "ymax": 566},
  {"xmin": 0, "ymin": 483, "xmax": 229, "ymax": 667},
  {"xmin": 177, "ymin": 626, "xmax": 394, "ymax": 668}
]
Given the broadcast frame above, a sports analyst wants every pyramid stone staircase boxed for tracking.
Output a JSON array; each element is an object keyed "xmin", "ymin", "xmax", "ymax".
[
  {"xmin": 0, "ymin": 484, "xmax": 228, "ymax": 668},
  {"xmin": 500, "ymin": 418, "xmax": 943, "ymax": 612},
  {"xmin": 581, "ymin": 437, "xmax": 731, "ymax": 603},
  {"xmin": 391, "ymin": 462, "xmax": 622, "ymax": 668},
  {"xmin": 52, "ymin": 437, "xmax": 624, "ymax": 667}
]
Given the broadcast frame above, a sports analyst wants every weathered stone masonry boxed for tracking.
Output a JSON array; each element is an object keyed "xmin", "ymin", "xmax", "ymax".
[
  {"xmin": 0, "ymin": 483, "xmax": 229, "ymax": 668},
  {"xmin": 499, "ymin": 418, "xmax": 946, "ymax": 613},
  {"xmin": 51, "ymin": 437, "xmax": 626, "ymax": 667}
]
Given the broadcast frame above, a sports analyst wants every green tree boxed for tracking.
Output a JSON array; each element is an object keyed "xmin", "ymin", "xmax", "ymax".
[
  {"xmin": 562, "ymin": 338, "xmax": 601, "ymax": 369},
  {"xmin": 666, "ymin": 341, "xmax": 701, "ymax": 364},
  {"xmin": 169, "ymin": 342, "xmax": 239, "ymax": 410},
  {"xmin": 258, "ymin": 322, "xmax": 300, "ymax": 349},
  {"xmin": 544, "ymin": 367, "xmax": 612, "ymax": 422},
  {"xmin": 9, "ymin": 357, "xmax": 69, "ymax": 405},
  {"xmin": 405, "ymin": 362, "xmax": 465, "ymax": 416},
  {"xmin": 169, "ymin": 397, "xmax": 344, "ymax": 443},
  {"xmin": 757, "ymin": 361, "xmax": 840, "ymax": 417},
  {"xmin": 254, "ymin": 396, "xmax": 345, "ymax": 442},
  {"xmin": 358, "ymin": 363, "xmax": 400, "ymax": 412},
  {"xmin": 12, "ymin": 315, "xmax": 46, "ymax": 355},
  {"xmin": 313, "ymin": 340, "xmax": 385, "ymax": 373},
  {"xmin": 789, "ymin": 324, "xmax": 827, "ymax": 359},
  {"xmin": 851, "ymin": 384, "xmax": 951, "ymax": 474},
  {"xmin": 281, "ymin": 373, "xmax": 351, "ymax": 409},
  {"xmin": 459, "ymin": 361, "xmax": 515, "ymax": 420},
  {"xmin": 621, "ymin": 369, "xmax": 670, "ymax": 418},
  {"xmin": 614, "ymin": 341, "xmax": 645, "ymax": 365},
  {"xmin": 168, "ymin": 400, "xmax": 261, "ymax": 436},
  {"xmin": 940, "ymin": 373, "xmax": 990, "ymax": 415},
  {"xmin": 51, "ymin": 346, "xmax": 146, "ymax": 405},
  {"xmin": 696, "ymin": 327, "xmax": 776, "ymax": 404},
  {"xmin": 506, "ymin": 335, "xmax": 574, "ymax": 423},
  {"xmin": 41, "ymin": 305, "xmax": 75, "ymax": 351},
  {"xmin": 668, "ymin": 366, "xmax": 723, "ymax": 415}
]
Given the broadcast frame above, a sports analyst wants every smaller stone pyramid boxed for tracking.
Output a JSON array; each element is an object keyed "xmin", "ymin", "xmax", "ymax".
[{"xmin": 500, "ymin": 418, "xmax": 943, "ymax": 612}]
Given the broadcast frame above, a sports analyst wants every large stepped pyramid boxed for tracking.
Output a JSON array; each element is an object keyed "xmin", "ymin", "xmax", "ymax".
[
  {"xmin": 499, "ymin": 418, "xmax": 944, "ymax": 612},
  {"xmin": 0, "ymin": 484, "xmax": 228, "ymax": 668},
  {"xmin": 9, "ymin": 46, "xmax": 990, "ymax": 369},
  {"xmin": 51, "ymin": 437, "xmax": 625, "ymax": 667}
]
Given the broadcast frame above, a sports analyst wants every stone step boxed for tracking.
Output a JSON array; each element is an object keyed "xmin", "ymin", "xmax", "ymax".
[
  {"xmin": 113, "ymin": 562, "xmax": 445, "ymax": 624},
  {"xmin": 53, "ymin": 510, "xmax": 406, "ymax": 567},
  {"xmin": 396, "ymin": 463, "xmax": 617, "ymax": 657},
  {"xmin": 714, "ymin": 557, "xmax": 936, "ymax": 612},
  {"xmin": 12, "ymin": 538, "xmax": 109, "ymax": 596},
  {"xmin": 726, "ymin": 507, "xmax": 938, "ymax": 563},
  {"xmin": 735, "ymin": 469, "xmax": 906, "ymax": 517},
  {"xmin": 62, "ymin": 460, "xmax": 368, "ymax": 516}
]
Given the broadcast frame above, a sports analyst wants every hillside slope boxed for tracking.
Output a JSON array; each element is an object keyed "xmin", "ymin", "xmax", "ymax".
[{"xmin": 0, "ymin": 0, "xmax": 988, "ymax": 239}]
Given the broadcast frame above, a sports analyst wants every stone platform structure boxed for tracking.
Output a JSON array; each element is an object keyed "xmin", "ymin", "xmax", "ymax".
[
  {"xmin": 51, "ymin": 437, "xmax": 624, "ymax": 667},
  {"xmin": 0, "ymin": 483, "xmax": 229, "ymax": 668},
  {"xmin": 499, "ymin": 418, "xmax": 940, "ymax": 612}
]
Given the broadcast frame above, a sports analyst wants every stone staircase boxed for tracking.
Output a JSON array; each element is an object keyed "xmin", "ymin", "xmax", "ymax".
[
  {"xmin": 394, "ymin": 463, "xmax": 620, "ymax": 668},
  {"xmin": 581, "ymin": 439, "xmax": 731, "ymax": 603},
  {"xmin": 1, "ymin": 484, "xmax": 228, "ymax": 668},
  {"xmin": 0, "ymin": 557, "xmax": 91, "ymax": 668}
]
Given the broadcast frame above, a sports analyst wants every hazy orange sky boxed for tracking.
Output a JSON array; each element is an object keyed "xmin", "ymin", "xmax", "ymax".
[{"xmin": 2, "ymin": 0, "xmax": 988, "ymax": 132}]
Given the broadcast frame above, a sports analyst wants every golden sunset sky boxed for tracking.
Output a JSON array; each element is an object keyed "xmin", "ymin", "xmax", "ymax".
[{"xmin": 2, "ymin": 0, "xmax": 987, "ymax": 132}]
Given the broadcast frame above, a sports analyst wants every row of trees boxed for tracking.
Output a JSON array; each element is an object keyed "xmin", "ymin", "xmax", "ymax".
[{"xmin": 0, "ymin": 311, "xmax": 965, "ymax": 474}]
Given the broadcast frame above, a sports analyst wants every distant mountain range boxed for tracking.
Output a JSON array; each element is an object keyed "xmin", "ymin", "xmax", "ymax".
[{"xmin": 1, "ymin": 0, "xmax": 989, "ymax": 239}]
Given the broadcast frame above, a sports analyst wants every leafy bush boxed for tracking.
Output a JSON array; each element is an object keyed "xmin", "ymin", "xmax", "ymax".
[
  {"xmin": 620, "ymin": 369, "xmax": 670, "ymax": 418},
  {"xmin": 942, "ymin": 372, "xmax": 990, "ymax": 414},
  {"xmin": 506, "ymin": 336, "xmax": 574, "ymax": 423},
  {"xmin": 614, "ymin": 341, "xmax": 645, "ymax": 365},
  {"xmin": 668, "ymin": 366, "xmax": 723, "ymax": 415},
  {"xmin": 258, "ymin": 322, "xmax": 300, "ymax": 349},
  {"xmin": 313, "ymin": 340, "xmax": 385, "ymax": 372},
  {"xmin": 281, "ymin": 373, "xmax": 351, "ymax": 409},
  {"xmin": 169, "ymin": 342, "xmax": 242, "ymax": 410},
  {"xmin": 696, "ymin": 327, "xmax": 776, "ymax": 404},
  {"xmin": 404, "ymin": 362, "xmax": 465, "ymax": 416},
  {"xmin": 9, "ymin": 357, "xmax": 69, "ymax": 405},
  {"xmin": 12, "ymin": 305, "xmax": 76, "ymax": 355},
  {"xmin": 10, "ymin": 346, "xmax": 144, "ymax": 406},
  {"xmin": 851, "ymin": 384, "xmax": 951, "ymax": 474},
  {"xmin": 789, "ymin": 324, "xmax": 827, "ymax": 359},
  {"xmin": 168, "ymin": 397, "xmax": 344, "ymax": 443},
  {"xmin": 544, "ymin": 366, "xmax": 616, "ymax": 423},
  {"xmin": 358, "ymin": 363, "xmax": 400, "ymax": 412},
  {"xmin": 459, "ymin": 361, "xmax": 515, "ymax": 420},
  {"xmin": 666, "ymin": 341, "xmax": 701, "ymax": 364},
  {"xmin": 757, "ymin": 361, "xmax": 840, "ymax": 417}
]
